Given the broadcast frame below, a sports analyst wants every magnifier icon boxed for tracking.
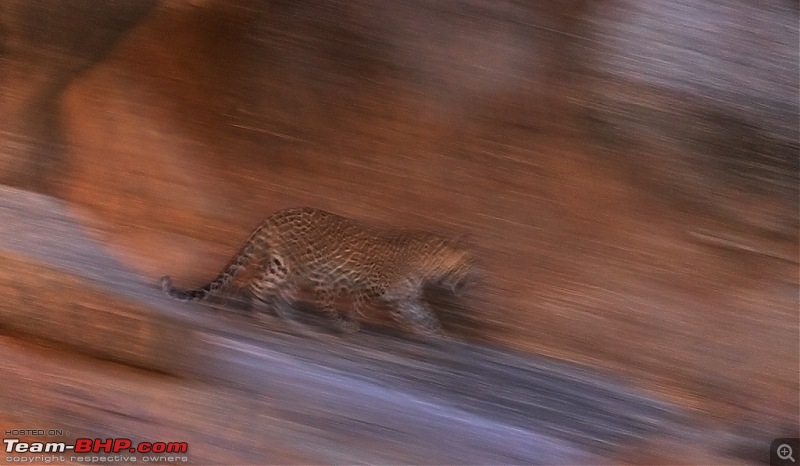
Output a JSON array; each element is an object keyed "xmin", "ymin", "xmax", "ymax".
[{"xmin": 778, "ymin": 444, "xmax": 795, "ymax": 462}]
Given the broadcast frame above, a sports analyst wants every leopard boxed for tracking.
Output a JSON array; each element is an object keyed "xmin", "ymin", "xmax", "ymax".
[{"xmin": 159, "ymin": 206, "xmax": 478, "ymax": 337}]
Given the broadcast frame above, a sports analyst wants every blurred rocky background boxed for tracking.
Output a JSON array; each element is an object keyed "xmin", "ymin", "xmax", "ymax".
[{"xmin": 0, "ymin": 0, "xmax": 797, "ymax": 464}]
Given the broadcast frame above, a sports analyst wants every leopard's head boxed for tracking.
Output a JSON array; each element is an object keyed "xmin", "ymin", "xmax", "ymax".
[{"xmin": 436, "ymin": 240, "xmax": 481, "ymax": 296}]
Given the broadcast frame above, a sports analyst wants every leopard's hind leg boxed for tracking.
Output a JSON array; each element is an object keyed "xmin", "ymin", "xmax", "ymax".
[
  {"xmin": 312, "ymin": 276, "xmax": 360, "ymax": 334},
  {"xmin": 248, "ymin": 254, "xmax": 305, "ymax": 332}
]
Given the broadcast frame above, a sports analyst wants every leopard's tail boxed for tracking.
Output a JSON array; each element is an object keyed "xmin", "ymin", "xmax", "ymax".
[{"xmin": 159, "ymin": 225, "xmax": 268, "ymax": 302}]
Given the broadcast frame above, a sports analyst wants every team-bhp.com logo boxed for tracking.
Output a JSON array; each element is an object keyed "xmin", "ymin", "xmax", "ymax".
[
  {"xmin": 5, "ymin": 438, "xmax": 188, "ymax": 454},
  {"xmin": 6, "ymin": 438, "xmax": 188, "ymax": 455}
]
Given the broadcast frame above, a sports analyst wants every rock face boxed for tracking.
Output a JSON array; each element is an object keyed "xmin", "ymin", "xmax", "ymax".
[{"xmin": 0, "ymin": 0, "xmax": 797, "ymax": 461}]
